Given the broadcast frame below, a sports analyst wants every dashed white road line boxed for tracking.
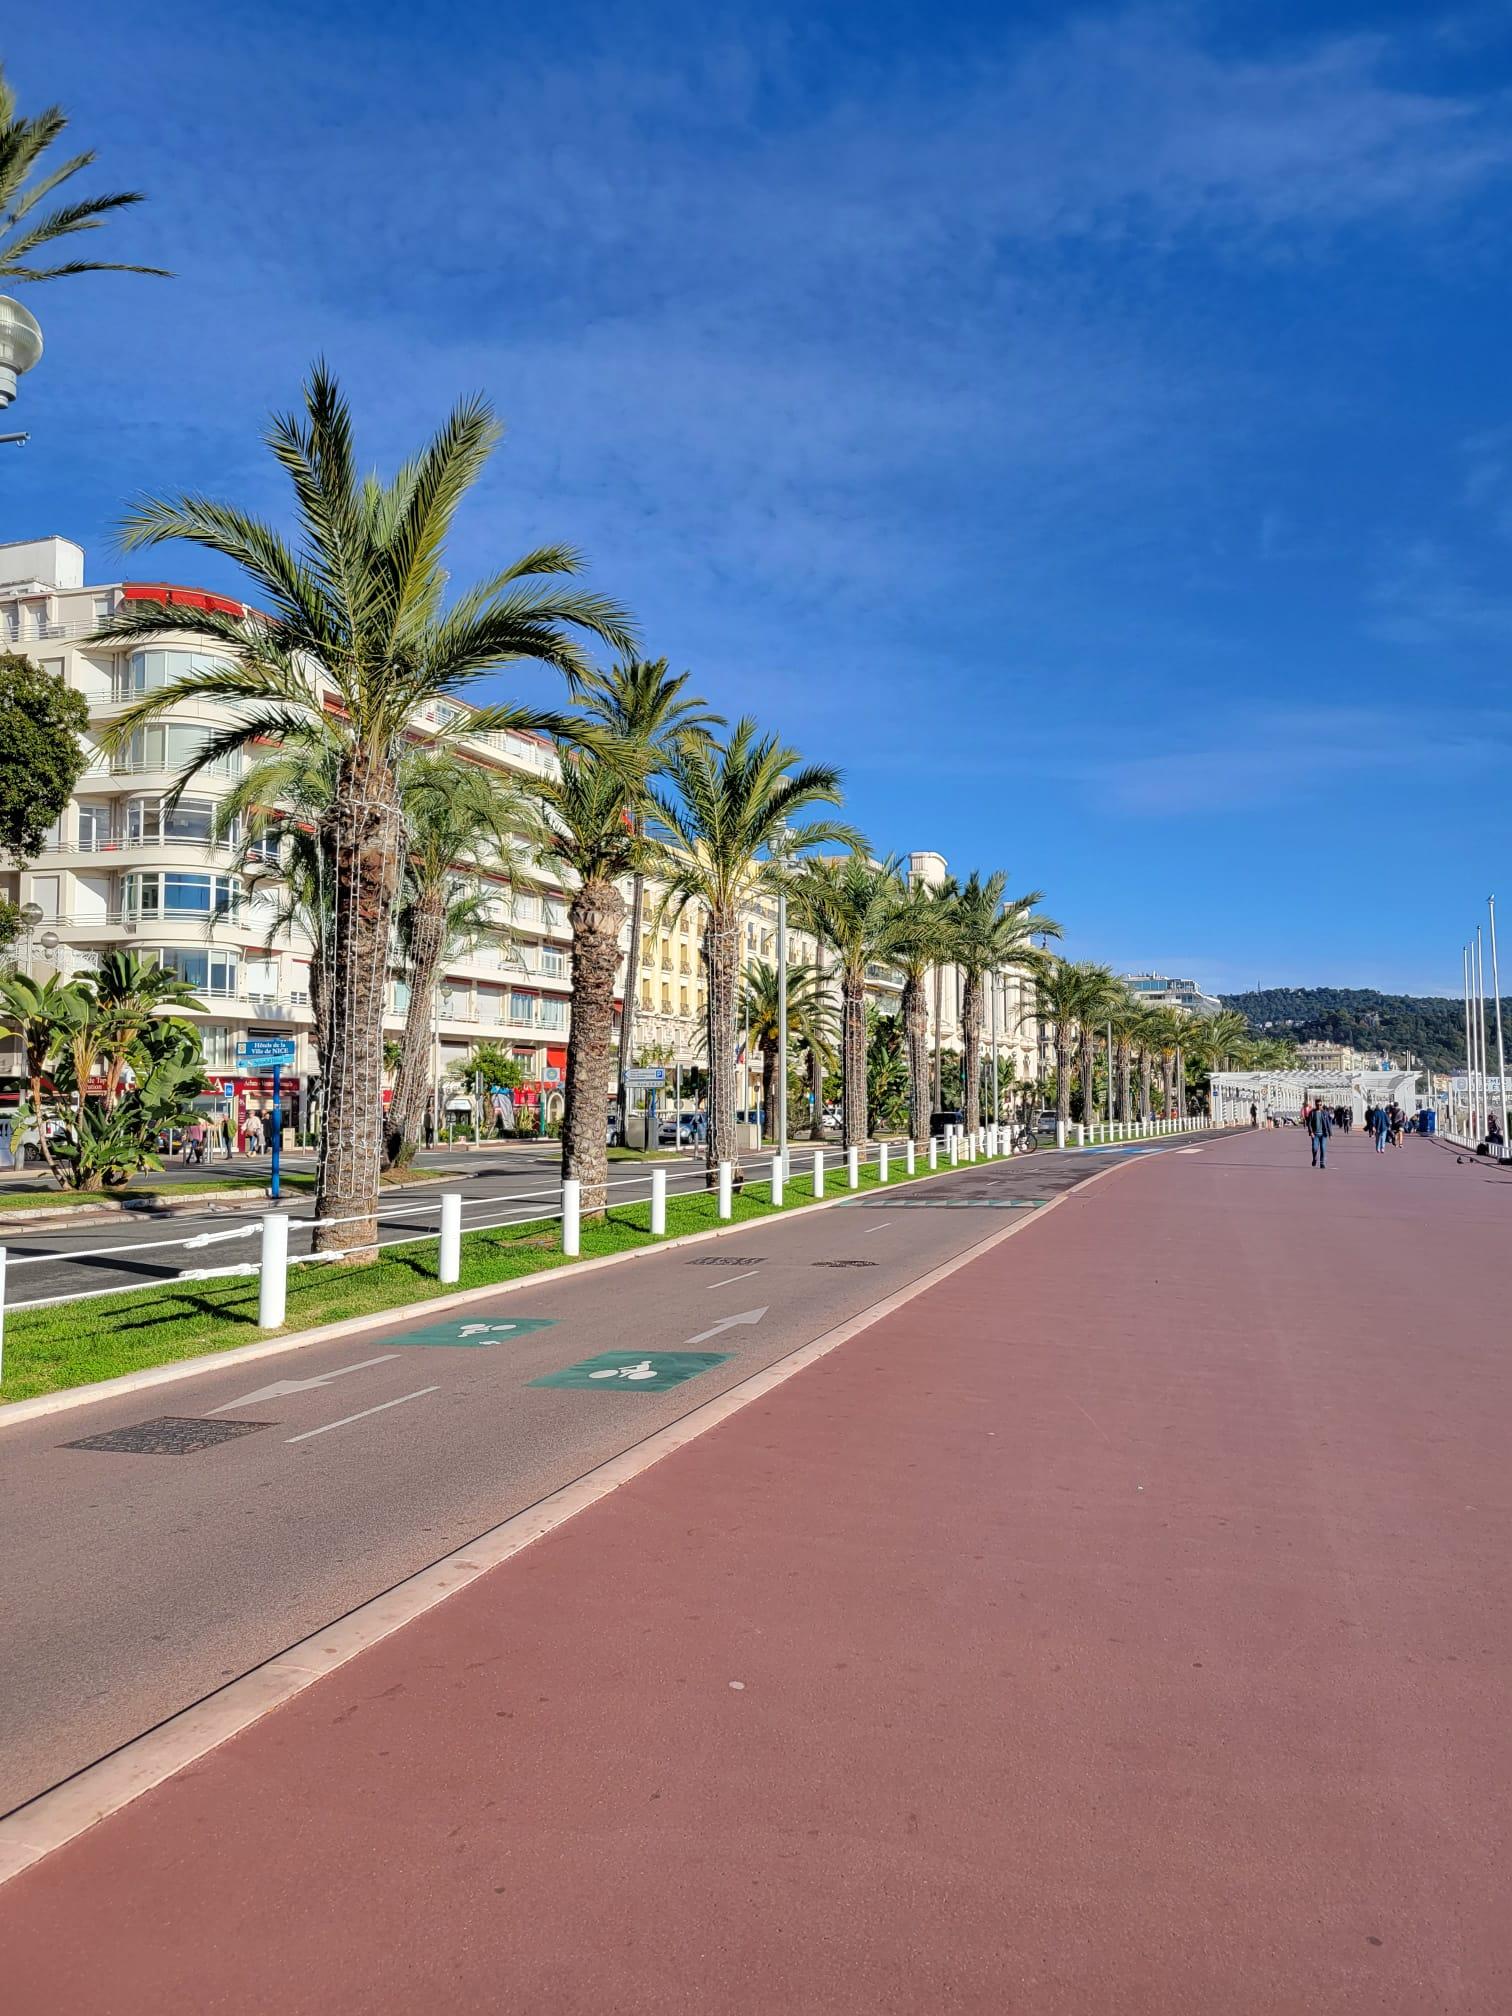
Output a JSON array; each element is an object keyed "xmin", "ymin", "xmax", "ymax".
[
  {"xmin": 863, "ymin": 1221, "xmax": 890, "ymax": 1235},
  {"xmin": 285, "ymin": 1387, "xmax": 440, "ymax": 1444},
  {"xmin": 703, "ymin": 1267, "xmax": 763, "ymax": 1290}
]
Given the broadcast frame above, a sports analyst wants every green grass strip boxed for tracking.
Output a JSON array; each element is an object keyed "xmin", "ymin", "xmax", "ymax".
[{"xmin": 0, "ymin": 1151, "xmax": 954, "ymax": 1404}]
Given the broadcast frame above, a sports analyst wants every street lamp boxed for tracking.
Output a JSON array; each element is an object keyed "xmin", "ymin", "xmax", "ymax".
[
  {"xmin": 0, "ymin": 296, "xmax": 44, "ymax": 413},
  {"xmin": 18, "ymin": 900, "xmax": 44, "ymax": 972}
]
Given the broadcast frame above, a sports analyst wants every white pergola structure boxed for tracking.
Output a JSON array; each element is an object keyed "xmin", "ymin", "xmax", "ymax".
[{"xmin": 1210, "ymin": 1068, "xmax": 1421, "ymax": 1126}]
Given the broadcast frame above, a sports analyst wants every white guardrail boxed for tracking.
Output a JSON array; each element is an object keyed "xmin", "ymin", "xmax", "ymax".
[{"xmin": 0, "ymin": 1115, "xmax": 1219, "ymax": 1381}]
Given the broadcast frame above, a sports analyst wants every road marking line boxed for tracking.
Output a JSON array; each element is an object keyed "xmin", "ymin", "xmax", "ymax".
[
  {"xmin": 862, "ymin": 1221, "xmax": 890, "ymax": 1235},
  {"xmin": 284, "ymin": 1387, "xmax": 439, "ymax": 1444},
  {"xmin": 703, "ymin": 1267, "xmax": 762, "ymax": 1290}
]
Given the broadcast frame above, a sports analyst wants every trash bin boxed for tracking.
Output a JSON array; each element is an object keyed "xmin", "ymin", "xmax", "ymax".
[{"xmin": 1419, "ymin": 1110, "xmax": 1436, "ymax": 1135}]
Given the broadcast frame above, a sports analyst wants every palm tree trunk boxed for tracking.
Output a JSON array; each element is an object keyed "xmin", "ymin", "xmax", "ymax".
[
  {"xmin": 705, "ymin": 909, "xmax": 742, "ymax": 1182},
  {"xmin": 1079, "ymin": 1029, "xmax": 1096, "ymax": 1126},
  {"xmin": 761, "ymin": 1037, "xmax": 778, "ymax": 1143},
  {"xmin": 932, "ymin": 964, "xmax": 943, "ymax": 1107},
  {"xmin": 1139, "ymin": 1048, "xmax": 1153, "ymax": 1121},
  {"xmin": 386, "ymin": 887, "xmax": 447, "ymax": 1168},
  {"xmin": 1161, "ymin": 1054, "xmax": 1174, "ymax": 1115},
  {"xmin": 962, "ymin": 972, "xmax": 982, "ymax": 1131},
  {"xmin": 902, "ymin": 971, "xmax": 930, "ymax": 1145},
  {"xmin": 315, "ymin": 751, "xmax": 402, "ymax": 1256},
  {"xmin": 563, "ymin": 877, "xmax": 626, "ymax": 1218},
  {"xmin": 1056, "ymin": 1027, "xmax": 1073, "ymax": 1127},
  {"xmin": 1117, "ymin": 1038, "xmax": 1132, "ymax": 1122},
  {"xmin": 842, "ymin": 968, "xmax": 867, "ymax": 1150},
  {"xmin": 614, "ymin": 863, "xmax": 644, "ymax": 1140},
  {"xmin": 808, "ymin": 1041, "xmax": 825, "ymax": 1141}
]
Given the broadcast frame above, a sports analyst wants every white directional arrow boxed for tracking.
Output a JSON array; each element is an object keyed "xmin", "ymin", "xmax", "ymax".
[
  {"xmin": 684, "ymin": 1306, "xmax": 768, "ymax": 1346},
  {"xmin": 208, "ymin": 1353, "xmax": 401, "ymax": 1414}
]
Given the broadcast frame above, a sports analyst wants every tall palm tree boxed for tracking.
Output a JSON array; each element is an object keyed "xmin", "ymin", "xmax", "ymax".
[
  {"xmin": 530, "ymin": 743, "xmax": 649, "ymax": 1217},
  {"xmin": 1069, "ymin": 964, "xmax": 1120, "ymax": 1128},
  {"xmin": 568, "ymin": 659, "xmax": 721, "ymax": 1138},
  {"xmin": 884, "ymin": 874, "xmax": 956, "ymax": 1146},
  {"xmin": 91, "ymin": 950, "xmax": 205, "ymax": 1107},
  {"xmin": 1108, "ymin": 986, "xmax": 1141, "ymax": 1123},
  {"xmin": 952, "ymin": 873, "xmax": 1059, "ymax": 1133},
  {"xmin": 1034, "ymin": 959, "xmax": 1103, "ymax": 1133},
  {"xmin": 794, "ymin": 991, "xmax": 840, "ymax": 1143},
  {"xmin": 789, "ymin": 852, "xmax": 896, "ymax": 1151},
  {"xmin": 1147, "ymin": 1006, "xmax": 1188, "ymax": 1118},
  {"xmin": 385, "ymin": 754, "xmax": 532, "ymax": 1168},
  {"xmin": 650, "ymin": 720, "xmax": 852, "ymax": 1184},
  {"xmin": 92, "ymin": 365, "xmax": 632, "ymax": 1253},
  {"xmin": 1, "ymin": 64, "xmax": 169, "ymax": 285},
  {"xmin": 739, "ymin": 957, "xmax": 826, "ymax": 1142}
]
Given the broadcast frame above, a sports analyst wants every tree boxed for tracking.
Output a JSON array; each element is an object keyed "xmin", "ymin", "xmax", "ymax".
[
  {"xmin": 790, "ymin": 852, "xmax": 897, "ymax": 1151},
  {"xmin": 0, "ymin": 651, "xmax": 90, "ymax": 864},
  {"xmin": 1067, "ymin": 964, "xmax": 1120, "ymax": 1126},
  {"xmin": 0, "ymin": 64, "xmax": 169, "ymax": 285},
  {"xmin": 531, "ymin": 743, "xmax": 648, "ymax": 1216},
  {"xmin": 651, "ymin": 720, "xmax": 852, "ymax": 1184},
  {"xmin": 884, "ymin": 874, "xmax": 955, "ymax": 1145},
  {"xmin": 92, "ymin": 365, "xmax": 632, "ymax": 1254},
  {"xmin": 866, "ymin": 1009, "xmax": 910, "ymax": 1135},
  {"xmin": 739, "ymin": 957, "xmax": 826, "ymax": 1142},
  {"xmin": 0, "ymin": 961, "xmax": 206, "ymax": 1190},
  {"xmin": 951, "ymin": 872, "xmax": 1059, "ymax": 1133},
  {"xmin": 1033, "ymin": 960, "xmax": 1112, "ymax": 1133},
  {"xmin": 385, "ymin": 754, "xmax": 530, "ymax": 1168},
  {"xmin": 568, "ymin": 659, "xmax": 720, "ymax": 1139}
]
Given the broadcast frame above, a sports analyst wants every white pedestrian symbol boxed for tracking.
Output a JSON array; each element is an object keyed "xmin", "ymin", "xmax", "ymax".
[
  {"xmin": 458, "ymin": 1321, "xmax": 518, "ymax": 1338},
  {"xmin": 589, "ymin": 1359, "xmax": 659, "ymax": 1382}
]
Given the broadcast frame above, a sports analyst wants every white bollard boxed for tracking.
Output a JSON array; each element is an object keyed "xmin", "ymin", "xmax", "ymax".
[
  {"xmin": 847, "ymin": 1145, "xmax": 859, "ymax": 1189},
  {"xmin": 770, "ymin": 1152, "xmax": 784, "ymax": 1208},
  {"xmin": 813, "ymin": 1150, "xmax": 825, "ymax": 1198},
  {"xmin": 258, "ymin": 1211, "xmax": 289, "ymax": 1329},
  {"xmin": 949, "ymin": 1133, "xmax": 959, "ymax": 1165},
  {"xmin": 906, "ymin": 1139, "xmax": 916, "ymax": 1175},
  {"xmin": 1076, "ymin": 1122, "xmax": 1085, "ymax": 1147},
  {"xmin": 879, "ymin": 1142, "xmax": 889, "ymax": 1182},
  {"xmin": 718, "ymin": 1160, "xmax": 733, "ymax": 1219},
  {"xmin": 439, "ymin": 1191, "xmax": 461, "ymax": 1285},
  {"xmin": 1055, "ymin": 1119, "xmax": 1067, "ymax": 1150},
  {"xmin": 651, "ymin": 1165, "xmax": 667, "ymax": 1235},
  {"xmin": 562, "ymin": 1178, "xmax": 581, "ymax": 1255},
  {"xmin": 928, "ymin": 1137, "xmax": 938, "ymax": 1170}
]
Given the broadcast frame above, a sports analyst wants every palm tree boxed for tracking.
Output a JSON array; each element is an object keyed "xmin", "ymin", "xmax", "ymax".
[
  {"xmin": 650, "ymin": 720, "xmax": 852, "ymax": 1184},
  {"xmin": 884, "ymin": 874, "xmax": 956, "ymax": 1146},
  {"xmin": 1068, "ymin": 964, "xmax": 1120, "ymax": 1128},
  {"xmin": 91, "ymin": 365, "xmax": 632, "ymax": 1253},
  {"xmin": 91, "ymin": 950, "xmax": 205, "ymax": 1107},
  {"xmin": 739, "ymin": 957, "xmax": 826, "ymax": 1142},
  {"xmin": 385, "ymin": 754, "xmax": 531, "ymax": 1168},
  {"xmin": 1146, "ymin": 1006, "xmax": 1188, "ymax": 1118},
  {"xmin": 0, "ymin": 970, "xmax": 82, "ymax": 1184},
  {"xmin": 952, "ymin": 873, "xmax": 1059, "ymax": 1133},
  {"xmin": 531, "ymin": 743, "xmax": 649, "ymax": 1217},
  {"xmin": 1034, "ymin": 959, "xmax": 1103, "ymax": 1133},
  {"xmin": 794, "ymin": 991, "xmax": 840, "ymax": 1143},
  {"xmin": 1, "ymin": 64, "xmax": 169, "ymax": 285},
  {"xmin": 568, "ymin": 659, "xmax": 721, "ymax": 1139},
  {"xmin": 1108, "ymin": 987, "xmax": 1141, "ymax": 1123},
  {"xmin": 789, "ymin": 852, "xmax": 897, "ymax": 1151}
]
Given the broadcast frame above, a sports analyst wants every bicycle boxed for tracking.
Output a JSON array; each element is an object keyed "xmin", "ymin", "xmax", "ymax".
[{"xmin": 1008, "ymin": 1121, "xmax": 1039, "ymax": 1153}]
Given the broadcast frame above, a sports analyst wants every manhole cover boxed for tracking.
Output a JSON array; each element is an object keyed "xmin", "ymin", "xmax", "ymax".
[
  {"xmin": 65, "ymin": 1416, "xmax": 273, "ymax": 1457},
  {"xmin": 812, "ymin": 1259, "xmax": 878, "ymax": 1268},
  {"xmin": 689, "ymin": 1255, "xmax": 768, "ymax": 1266}
]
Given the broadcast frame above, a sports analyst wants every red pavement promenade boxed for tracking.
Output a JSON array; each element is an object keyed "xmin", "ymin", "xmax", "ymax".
[{"xmin": 5, "ymin": 1130, "xmax": 1510, "ymax": 2013}]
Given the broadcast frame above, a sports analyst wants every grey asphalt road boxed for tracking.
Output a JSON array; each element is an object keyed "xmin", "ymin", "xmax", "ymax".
[
  {"xmin": 0, "ymin": 1149, "xmax": 716, "ymax": 1307},
  {"xmin": 0, "ymin": 1139, "xmax": 1205, "ymax": 1817}
]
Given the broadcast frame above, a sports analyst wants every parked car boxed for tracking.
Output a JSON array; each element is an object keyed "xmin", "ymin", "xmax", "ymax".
[
  {"xmin": 930, "ymin": 1108, "xmax": 965, "ymax": 1138},
  {"xmin": 658, "ymin": 1113, "xmax": 701, "ymax": 1146}
]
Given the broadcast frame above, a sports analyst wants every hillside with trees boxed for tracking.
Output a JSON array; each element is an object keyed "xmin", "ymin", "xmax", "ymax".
[{"xmin": 1221, "ymin": 988, "xmax": 1468, "ymax": 1072}]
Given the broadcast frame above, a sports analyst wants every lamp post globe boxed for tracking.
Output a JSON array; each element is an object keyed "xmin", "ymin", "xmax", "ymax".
[{"xmin": 0, "ymin": 296, "xmax": 44, "ymax": 409}]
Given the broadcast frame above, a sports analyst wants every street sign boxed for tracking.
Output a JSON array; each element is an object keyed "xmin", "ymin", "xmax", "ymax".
[
  {"xmin": 625, "ymin": 1065, "xmax": 666, "ymax": 1087},
  {"xmin": 531, "ymin": 1350, "xmax": 729, "ymax": 1391},
  {"xmin": 389, "ymin": 1316, "xmax": 557, "ymax": 1349},
  {"xmin": 542, "ymin": 1066, "xmax": 563, "ymax": 1085},
  {"xmin": 235, "ymin": 1038, "xmax": 297, "ymax": 1069}
]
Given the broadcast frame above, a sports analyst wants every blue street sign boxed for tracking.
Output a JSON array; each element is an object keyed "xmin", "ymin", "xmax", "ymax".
[{"xmin": 236, "ymin": 1038, "xmax": 297, "ymax": 1069}]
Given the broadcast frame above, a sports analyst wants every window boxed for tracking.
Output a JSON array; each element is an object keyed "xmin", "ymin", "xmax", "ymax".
[
  {"xmin": 122, "ymin": 872, "xmax": 241, "ymax": 918},
  {"xmin": 679, "ymin": 986, "xmax": 689, "ymax": 1013},
  {"xmin": 156, "ymin": 948, "xmax": 239, "ymax": 995},
  {"xmin": 393, "ymin": 979, "xmax": 411, "ymax": 1014},
  {"xmin": 539, "ymin": 997, "xmax": 566, "ymax": 1031},
  {"xmin": 124, "ymin": 724, "xmax": 240, "ymax": 777},
  {"xmin": 127, "ymin": 796, "xmax": 222, "ymax": 844},
  {"xmin": 198, "ymin": 1023, "xmax": 232, "ymax": 1068},
  {"xmin": 126, "ymin": 647, "xmax": 234, "ymax": 694},
  {"xmin": 640, "ymin": 980, "xmax": 652, "ymax": 1009},
  {"xmin": 77, "ymin": 803, "xmax": 114, "ymax": 851},
  {"xmin": 510, "ymin": 990, "xmax": 535, "ymax": 1024},
  {"xmin": 661, "ymin": 984, "xmax": 671, "ymax": 1012}
]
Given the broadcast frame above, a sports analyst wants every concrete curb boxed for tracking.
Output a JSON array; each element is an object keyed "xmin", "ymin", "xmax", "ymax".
[
  {"xmin": 0, "ymin": 1148, "xmax": 1142, "ymax": 1887},
  {"xmin": 0, "ymin": 1146, "xmax": 1035, "ymax": 1428}
]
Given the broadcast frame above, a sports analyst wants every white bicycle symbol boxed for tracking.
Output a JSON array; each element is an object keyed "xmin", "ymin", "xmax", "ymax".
[{"xmin": 588, "ymin": 1359, "xmax": 659, "ymax": 1382}]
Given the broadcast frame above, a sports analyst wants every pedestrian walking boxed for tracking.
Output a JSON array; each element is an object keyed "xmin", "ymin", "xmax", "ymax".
[
  {"xmin": 1373, "ymin": 1104, "xmax": 1390, "ymax": 1154},
  {"xmin": 1249, "ymin": 1102, "xmax": 1259, "ymax": 1129},
  {"xmin": 1309, "ymin": 1101, "xmax": 1333, "ymax": 1169}
]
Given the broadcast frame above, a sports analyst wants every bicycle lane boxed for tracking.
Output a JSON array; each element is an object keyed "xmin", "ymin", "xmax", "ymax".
[{"xmin": 10, "ymin": 1128, "xmax": 1506, "ymax": 2012}]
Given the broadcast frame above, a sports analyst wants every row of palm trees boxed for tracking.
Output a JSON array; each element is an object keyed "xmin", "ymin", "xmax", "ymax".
[
  {"xmin": 88, "ymin": 369, "xmax": 1065, "ymax": 1249},
  {"xmin": 1035, "ymin": 964, "xmax": 1294, "ymax": 1127}
]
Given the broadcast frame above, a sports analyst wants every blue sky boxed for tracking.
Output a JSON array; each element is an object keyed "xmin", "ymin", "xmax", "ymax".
[{"xmin": 6, "ymin": 0, "xmax": 1511, "ymax": 994}]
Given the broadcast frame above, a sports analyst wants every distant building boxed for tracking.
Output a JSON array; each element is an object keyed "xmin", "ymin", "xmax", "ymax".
[{"xmin": 1122, "ymin": 972, "xmax": 1222, "ymax": 1017}]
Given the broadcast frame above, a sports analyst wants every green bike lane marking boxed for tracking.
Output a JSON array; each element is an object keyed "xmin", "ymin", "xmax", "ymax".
[
  {"xmin": 390, "ymin": 1316, "xmax": 559, "ymax": 1348},
  {"xmin": 531, "ymin": 1351, "xmax": 732, "ymax": 1391}
]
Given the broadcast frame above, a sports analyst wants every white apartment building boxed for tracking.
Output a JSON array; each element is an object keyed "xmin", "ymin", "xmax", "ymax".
[
  {"xmin": 1, "ymin": 536, "xmax": 1041, "ymax": 1136},
  {"xmin": 1122, "ymin": 971, "xmax": 1222, "ymax": 1017}
]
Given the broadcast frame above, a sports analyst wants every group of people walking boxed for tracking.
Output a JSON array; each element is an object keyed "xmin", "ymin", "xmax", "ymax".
[{"xmin": 1296, "ymin": 1098, "xmax": 1409, "ymax": 1168}]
